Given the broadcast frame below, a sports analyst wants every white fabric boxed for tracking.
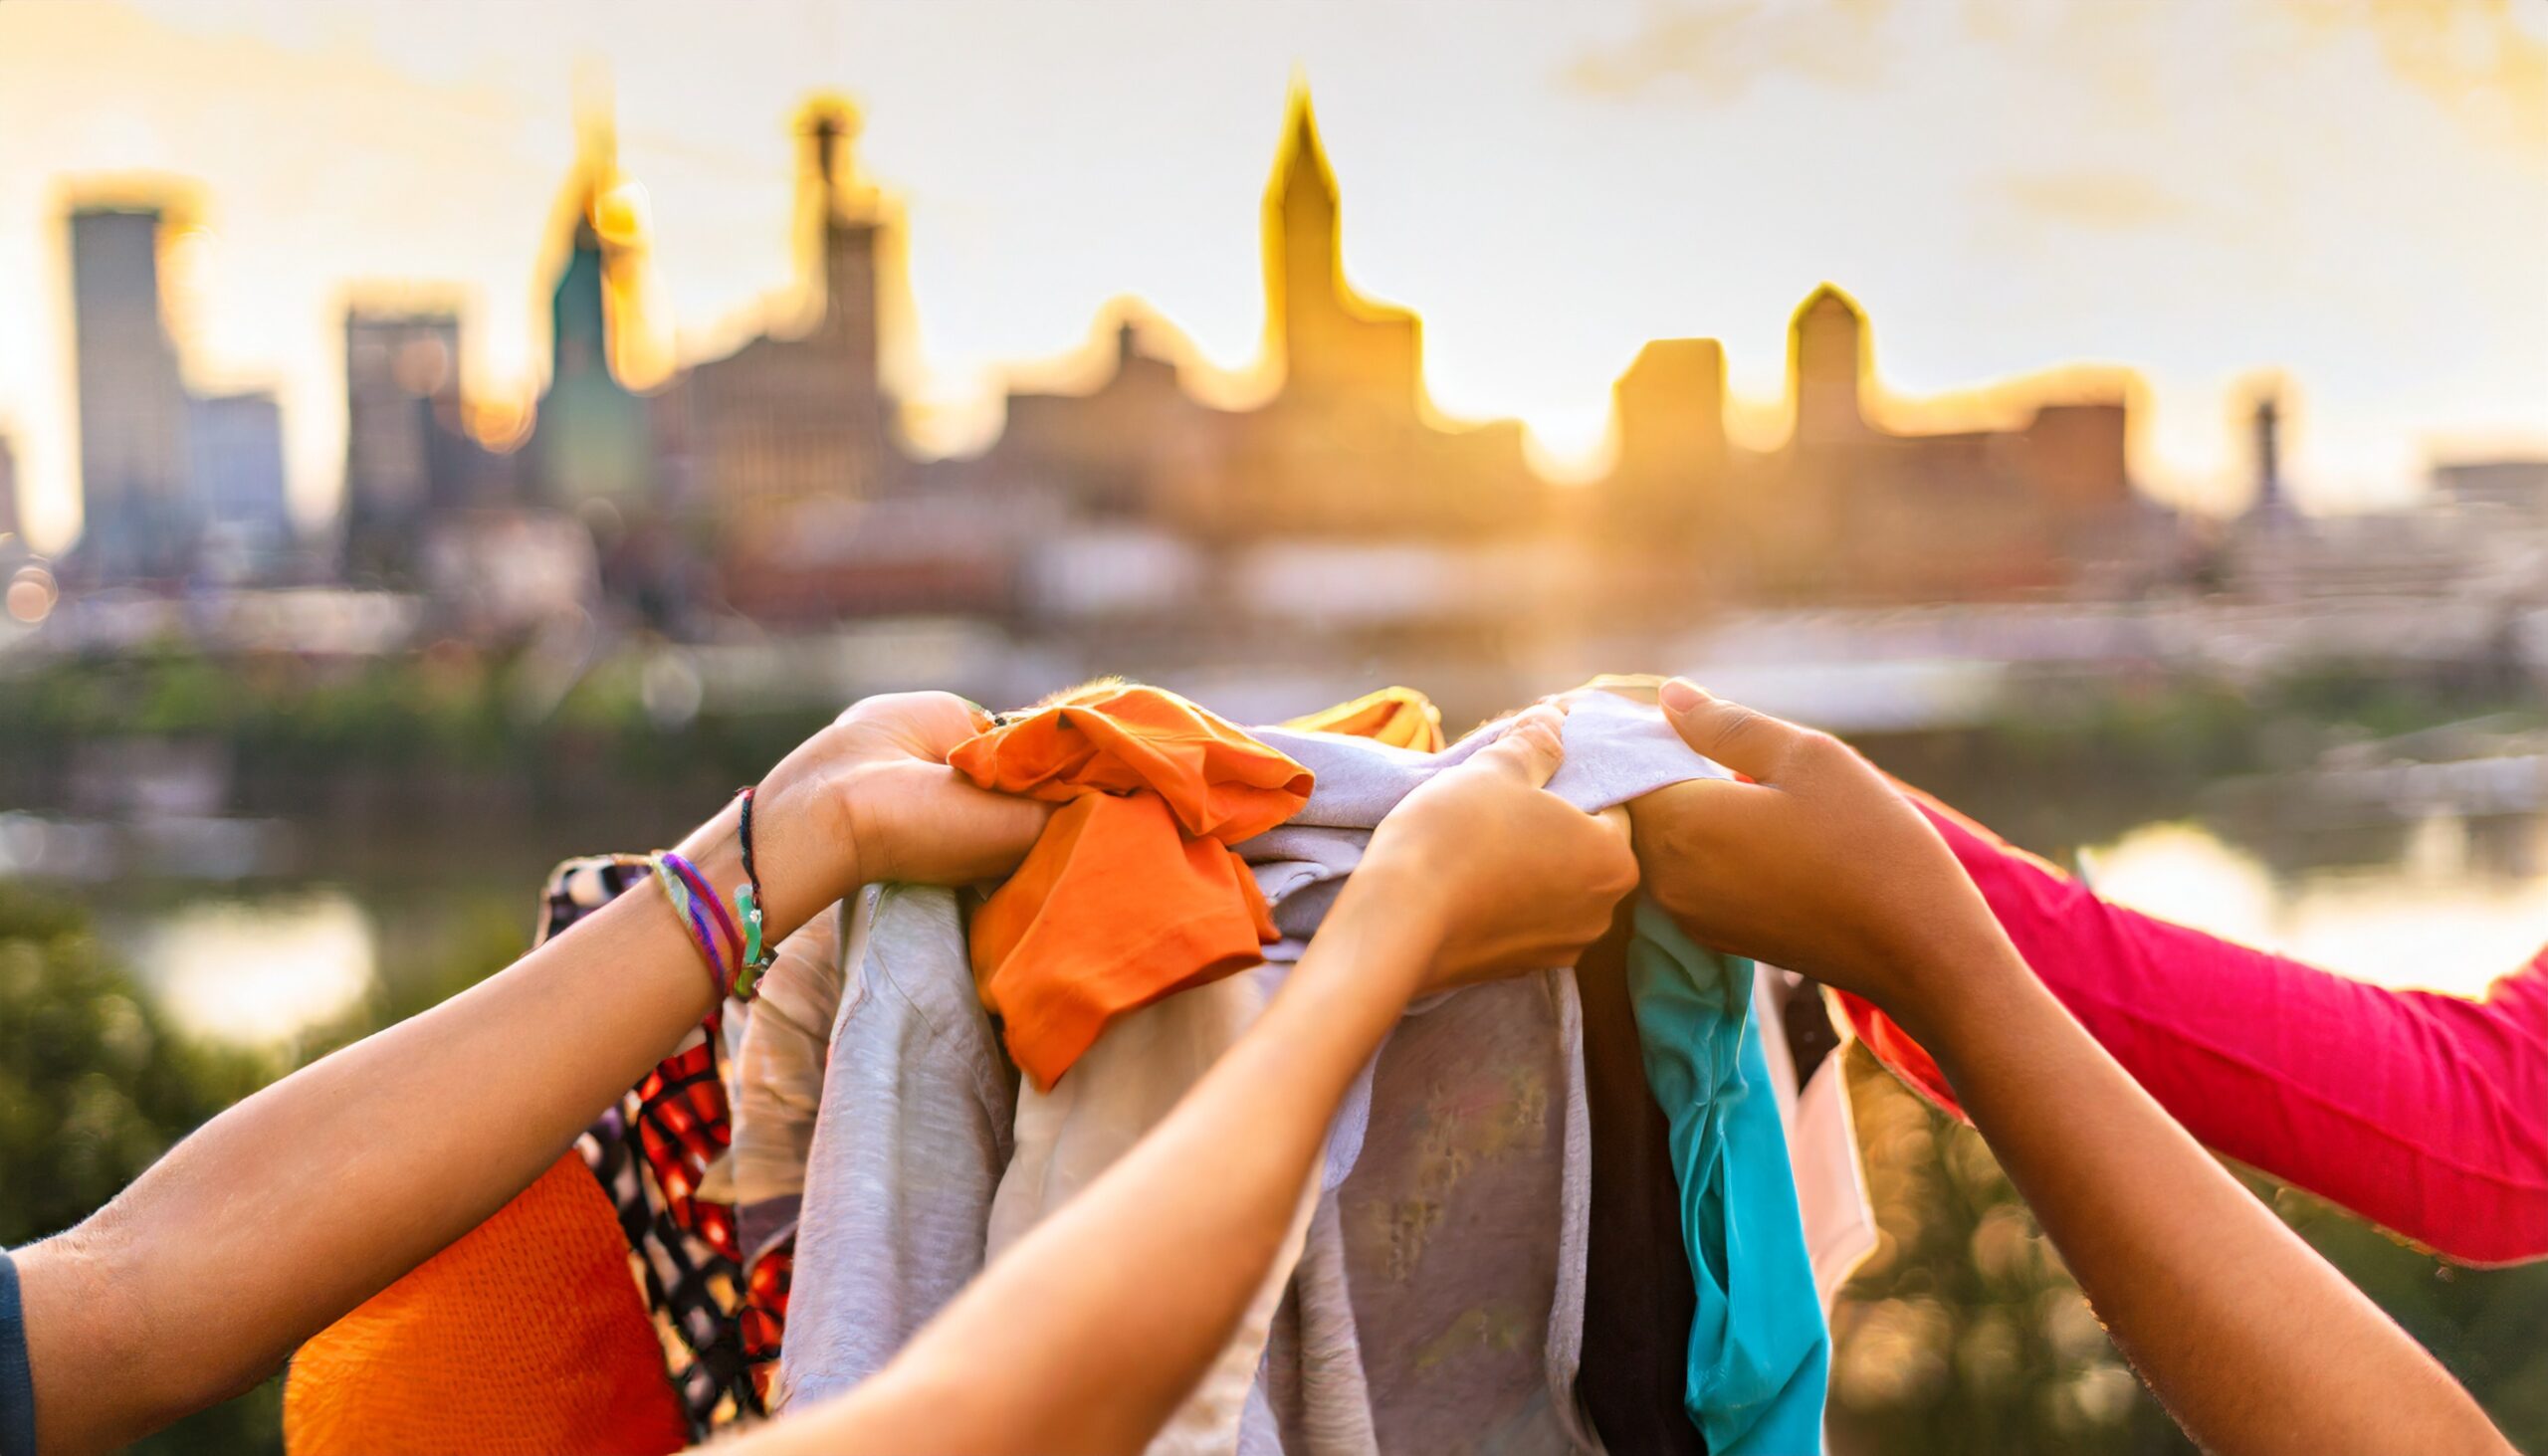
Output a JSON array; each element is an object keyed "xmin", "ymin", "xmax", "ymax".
[
  {"xmin": 988, "ymin": 967, "xmax": 1322, "ymax": 1456},
  {"xmin": 1751, "ymin": 969, "xmax": 1879, "ymax": 1311},
  {"xmin": 989, "ymin": 693, "xmax": 1722, "ymax": 1454},
  {"xmin": 727, "ymin": 910, "xmax": 845, "ymax": 1213},
  {"xmin": 774, "ymin": 886, "xmax": 1015, "ymax": 1411}
]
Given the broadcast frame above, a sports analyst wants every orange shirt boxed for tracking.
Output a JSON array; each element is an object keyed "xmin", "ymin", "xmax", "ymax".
[
  {"xmin": 951, "ymin": 684, "xmax": 1314, "ymax": 1088},
  {"xmin": 284, "ymin": 1151, "xmax": 689, "ymax": 1456}
]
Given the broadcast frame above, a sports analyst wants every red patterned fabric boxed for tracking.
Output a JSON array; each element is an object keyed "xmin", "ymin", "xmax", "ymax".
[{"xmin": 538, "ymin": 855, "xmax": 793, "ymax": 1435}]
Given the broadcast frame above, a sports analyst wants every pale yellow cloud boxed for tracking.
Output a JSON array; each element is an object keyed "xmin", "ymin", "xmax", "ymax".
[
  {"xmin": 2280, "ymin": 0, "xmax": 2548, "ymax": 160},
  {"xmin": 1566, "ymin": 0, "xmax": 1897, "ymax": 100},
  {"xmin": 1992, "ymin": 170, "xmax": 2196, "ymax": 232}
]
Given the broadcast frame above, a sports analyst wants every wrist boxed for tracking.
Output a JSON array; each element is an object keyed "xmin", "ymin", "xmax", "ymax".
[
  {"xmin": 1323, "ymin": 852, "xmax": 1450, "ymax": 993},
  {"xmin": 1876, "ymin": 936, "xmax": 2043, "ymax": 1057},
  {"xmin": 673, "ymin": 790, "xmax": 841, "ymax": 948}
]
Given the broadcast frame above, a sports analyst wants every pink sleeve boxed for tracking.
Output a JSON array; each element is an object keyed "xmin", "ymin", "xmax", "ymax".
[{"xmin": 1841, "ymin": 794, "xmax": 2548, "ymax": 1268}]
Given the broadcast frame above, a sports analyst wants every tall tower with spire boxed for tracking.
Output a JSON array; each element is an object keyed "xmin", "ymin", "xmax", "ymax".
[
  {"xmin": 530, "ymin": 106, "xmax": 654, "ymax": 509},
  {"xmin": 1266, "ymin": 89, "xmax": 1340, "ymax": 373},
  {"xmin": 69, "ymin": 205, "xmax": 198, "ymax": 578},
  {"xmin": 680, "ymin": 97, "xmax": 896, "ymax": 594},
  {"xmin": 1259, "ymin": 85, "xmax": 1419, "ymax": 407},
  {"xmin": 2250, "ymin": 387, "xmax": 2288, "ymax": 523},
  {"xmin": 806, "ymin": 103, "xmax": 884, "ymax": 378}
]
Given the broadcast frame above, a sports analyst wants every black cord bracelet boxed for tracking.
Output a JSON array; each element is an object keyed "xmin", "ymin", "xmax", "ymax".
[{"xmin": 733, "ymin": 785, "xmax": 774, "ymax": 996}]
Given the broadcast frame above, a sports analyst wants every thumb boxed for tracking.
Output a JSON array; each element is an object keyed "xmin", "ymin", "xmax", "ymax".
[
  {"xmin": 1475, "ymin": 703, "xmax": 1568, "ymax": 788},
  {"xmin": 1657, "ymin": 678, "xmax": 1795, "ymax": 782}
]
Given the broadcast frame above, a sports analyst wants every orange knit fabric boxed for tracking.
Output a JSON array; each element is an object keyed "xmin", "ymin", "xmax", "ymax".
[
  {"xmin": 1281, "ymin": 685, "xmax": 1445, "ymax": 751},
  {"xmin": 284, "ymin": 1151, "xmax": 688, "ymax": 1456},
  {"xmin": 951, "ymin": 684, "xmax": 1313, "ymax": 1088}
]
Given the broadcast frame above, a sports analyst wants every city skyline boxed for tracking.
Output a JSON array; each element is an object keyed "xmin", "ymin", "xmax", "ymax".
[{"xmin": 1, "ymin": 0, "xmax": 2544, "ymax": 553}]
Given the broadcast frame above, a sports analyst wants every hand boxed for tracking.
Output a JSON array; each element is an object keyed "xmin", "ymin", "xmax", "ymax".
[
  {"xmin": 1626, "ymin": 678, "xmax": 2011, "ymax": 1019},
  {"xmin": 1620, "ymin": 678, "xmax": 2017, "ymax": 1019},
  {"xmin": 692, "ymin": 692, "xmax": 1054, "ymax": 938},
  {"xmin": 1357, "ymin": 703, "xmax": 1640, "ymax": 995}
]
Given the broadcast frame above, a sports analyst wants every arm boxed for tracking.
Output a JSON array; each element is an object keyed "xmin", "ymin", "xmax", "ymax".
[
  {"xmin": 14, "ymin": 693, "xmax": 1049, "ymax": 1455},
  {"xmin": 1841, "ymin": 792, "xmax": 2548, "ymax": 1266},
  {"xmin": 1629, "ymin": 681, "xmax": 2513, "ymax": 1456},
  {"xmin": 727, "ymin": 704, "xmax": 1638, "ymax": 1456}
]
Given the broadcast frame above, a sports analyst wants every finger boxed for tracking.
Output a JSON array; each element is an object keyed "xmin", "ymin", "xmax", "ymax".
[
  {"xmin": 1474, "ymin": 703, "xmax": 1569, "ymax": 787},
  {"xmin": 1627, "ymin": 775, "xmax": 1785, "ymax": 859},
  {"xmin": 1657, "ymin": 678, "xmax": 1799, "ymax": 782}
]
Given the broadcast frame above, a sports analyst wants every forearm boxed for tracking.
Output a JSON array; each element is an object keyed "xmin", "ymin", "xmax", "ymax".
[
  {"xmin": 22, "ymin": 804, "xmax": 782, "ymax": 1453},
  {"xmin": 735, "ymin": 865, "xmax": 1438, "ymax": 1456},
  {"xmin": 1907, "ymin": 950, "xmax": 2513, "ymax": 1456},
  {"xmin": 1851, "ymin": 791, "xmax": 2548, "ymax": 1265}
]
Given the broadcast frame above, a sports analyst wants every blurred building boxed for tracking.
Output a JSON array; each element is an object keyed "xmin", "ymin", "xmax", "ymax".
[
  {"xmin": 2436, "ymin": 458, "xmax": 2548, "ymax": 523},
  {"xmin": 421, "ymin": 509, "xmax": 602, "ymax": 637},
  {"xmin": 0, "ymin": 433, "xmax": 18, "ymax": 543},
  {"xmin": 994, "ymin": 317, "xmax": 1221, "ymax": 524},
  {"xmin": 342, "ymin": 307, "xmax": 457, "ymax": 574},
  {"xmin": 1765, "ymin": 284, "xmax": 2135, "ymax": 600},
  {"xmin": 681, "ymin": 102, "xmax": 897, "ymax": 612},
  {"xmin": 1223, "ymin": 92, "xmax": 1540, "ymax": 537},
  {"xmin": 1597, "ymin": 337, "xmax": 1730, "ymax": 542},
  {"xmin": 185, "ymin": 389, "xmax": 292, "ymax": 573},
  {"xmin": 983, "ymin": 89, "xmax": 1542, "ymax": 542},
  {"xmin": 340, "ymin": 306, "xmax": 509, "ymax": 582},
  {"xmin": 2248, "ymin": 389, "xmax": 2291, "ymax": 525},
  {"xmin": 526, "ymin": 131, "xmax": 653, "ymax": 513},
  {"xmin": 68, "ymin": 206, "xmax": 197, "ymax": 579}
]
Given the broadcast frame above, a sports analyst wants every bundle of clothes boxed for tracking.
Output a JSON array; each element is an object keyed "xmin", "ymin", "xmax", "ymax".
[
  {"xmin": 280, "ymin": 678, "xmax": 2548, "ymax": 1454},
  {"xmin": 282, "ymin": 683, "xmax": 1867, "ymax": 1454}
]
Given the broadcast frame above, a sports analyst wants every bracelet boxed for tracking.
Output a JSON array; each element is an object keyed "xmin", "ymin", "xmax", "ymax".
[
  {"xmin": 665, "ymin": 850, "xmax": 744, "ymax": 971},
  {"xmin": 732, "ymin": 786, "xmax": 775, "ymax": 1000},
  {"xmin": 653, "ymin": 851, "xmax": 733, "ymax": 998}
]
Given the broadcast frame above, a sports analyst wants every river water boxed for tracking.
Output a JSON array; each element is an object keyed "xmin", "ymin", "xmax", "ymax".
[{"xmin": 30, "ymin": 798, "xmax": 2545, "ymax": 1052}]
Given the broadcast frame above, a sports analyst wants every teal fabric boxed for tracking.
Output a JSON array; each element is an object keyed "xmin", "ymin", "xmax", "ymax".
[{"xmin": 1625, "ymin": 899, "xmax": 1831, "ymax": 1455}]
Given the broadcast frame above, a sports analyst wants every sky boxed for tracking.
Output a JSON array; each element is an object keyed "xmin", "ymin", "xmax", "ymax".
[{"xmin": 0, "ymin": 0, "xmax": 2543, "ymax": 552}]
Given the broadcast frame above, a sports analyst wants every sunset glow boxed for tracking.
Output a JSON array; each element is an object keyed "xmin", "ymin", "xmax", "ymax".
[{"xmin": 1, "ymin": 0, "xmax": 2542, "ymax": 551}]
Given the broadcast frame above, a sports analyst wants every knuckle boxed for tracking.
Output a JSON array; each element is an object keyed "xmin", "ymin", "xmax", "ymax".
[{"xmin": 1712, "ymin": 707, "xmax": 1768, "ymax": 754}]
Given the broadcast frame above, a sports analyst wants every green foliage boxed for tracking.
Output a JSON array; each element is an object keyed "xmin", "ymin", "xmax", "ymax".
[
  {"xmin": 1831, "ymin": 1048, "xmax": 2548, "ymax": 1455},
  {"xmin": 0, "ymin": 886, "xmax": 283, "ymax": 1455},
  {"xmin": 0, "ymin": 643, "xmax": 835, "ymax": 811},
  {"xmin": 0, "ymin": 887, "xmax": 262, "ymax": 1246},
  {"xmin": 1829, "ymin": 1049, "xmax": 2144, "ymax": 1455}
]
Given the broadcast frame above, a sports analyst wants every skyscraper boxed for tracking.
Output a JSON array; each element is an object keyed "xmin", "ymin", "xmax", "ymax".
[
  {"xmin": 0, "ymin": 434, "xmax": 18, "ymax": 543},
  {"xmin": 342, "ymin": 306, "xmax": 473, "ymax": 578},
  {"xmin": 186, "ymin": 390, "xmax": 291, "ymax": 553},
  {"xmin": 69, "ymin": 206, "xmax": 195, "ymax": 578}
]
